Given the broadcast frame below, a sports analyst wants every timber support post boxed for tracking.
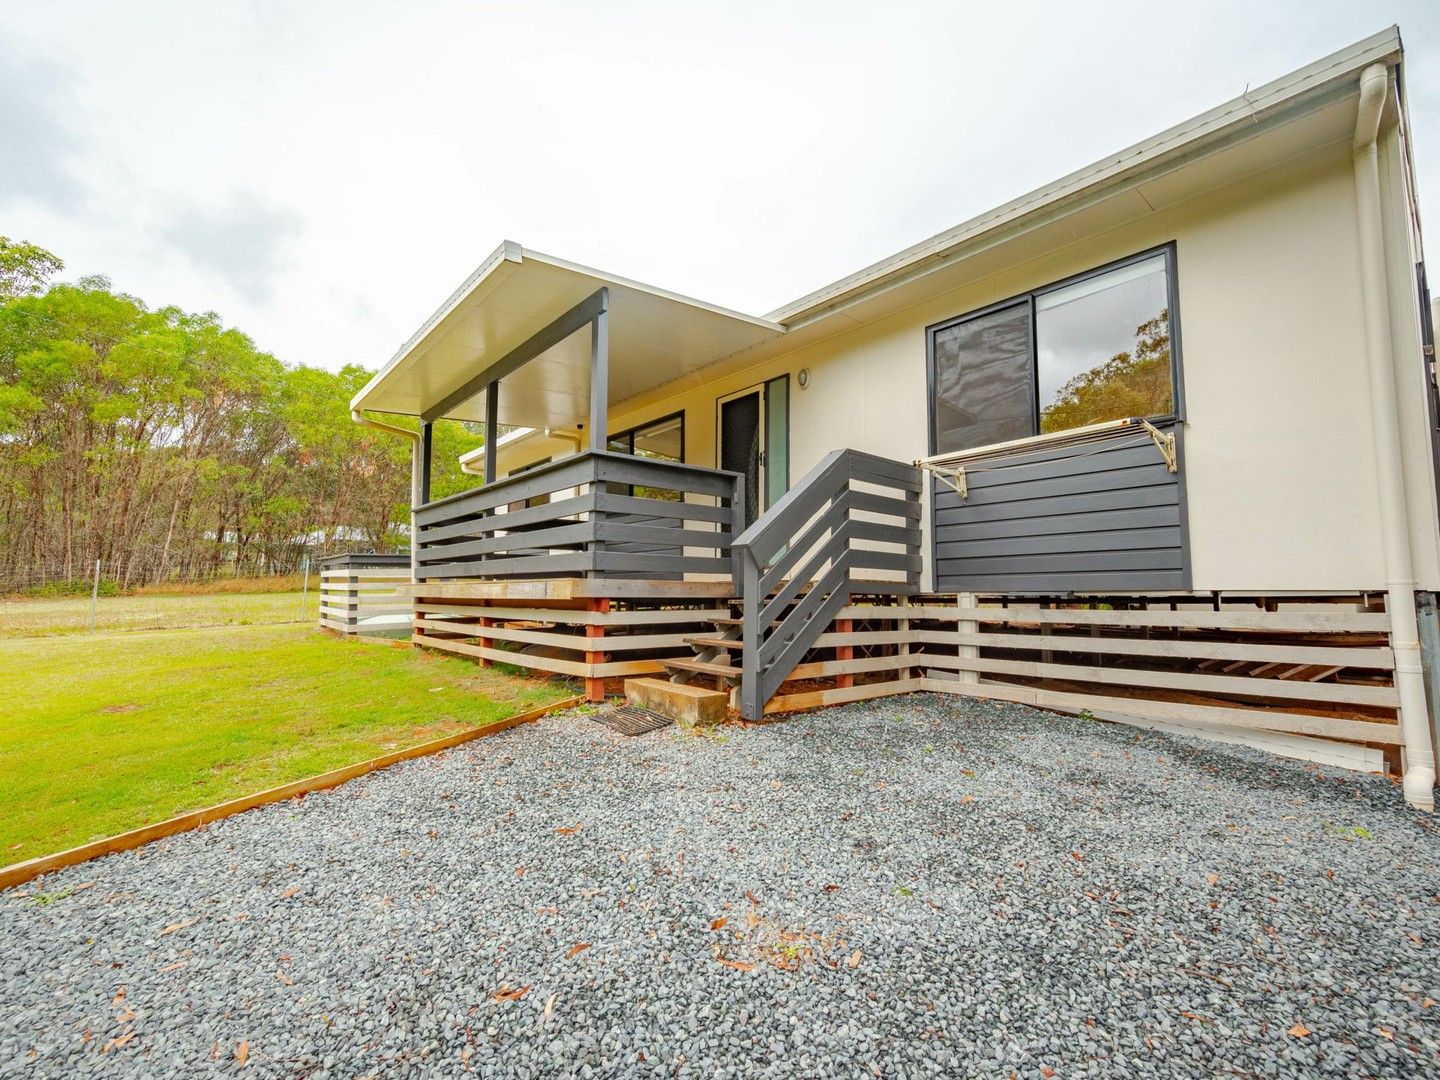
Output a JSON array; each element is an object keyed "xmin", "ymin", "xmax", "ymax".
[{"xmin": 585, "ymin": 598, "xmax": 610, "ymax": 702}]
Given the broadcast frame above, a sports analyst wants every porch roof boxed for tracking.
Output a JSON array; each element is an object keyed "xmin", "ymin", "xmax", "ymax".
[{"xmin": 349, "ymin": 243, "xmax": 785, "ymax": 427}]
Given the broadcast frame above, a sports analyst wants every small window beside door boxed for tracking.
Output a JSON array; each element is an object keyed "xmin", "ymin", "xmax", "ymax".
[{"xmin": 607, "ymin": 411, "xmax": 685, "ymax": 500}]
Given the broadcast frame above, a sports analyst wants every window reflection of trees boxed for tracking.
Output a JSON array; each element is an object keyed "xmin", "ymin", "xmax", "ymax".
[{"xmin": 1040, "ymin": 309, "xmax": 1171, "ymax": 433}]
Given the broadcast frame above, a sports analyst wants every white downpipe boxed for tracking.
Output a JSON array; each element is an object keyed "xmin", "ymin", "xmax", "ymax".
[
  {"xmin": 1352, "ymin": 64, "xmax": 1436, "ymax": 810},
  {"xmin": 350, "ymin": 409, "xmax": 422, "ymax": 582}
]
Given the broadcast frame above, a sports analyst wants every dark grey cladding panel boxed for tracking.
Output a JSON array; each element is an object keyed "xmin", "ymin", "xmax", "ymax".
[{"xmin": 932, "ymin": 424, "xmax": 1189, "ymax": 595}]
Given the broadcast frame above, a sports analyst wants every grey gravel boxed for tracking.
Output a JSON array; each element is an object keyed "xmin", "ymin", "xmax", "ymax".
[{"xmin": 3, "ymin": 694, "xmax": 1439, "ymax": 1078}]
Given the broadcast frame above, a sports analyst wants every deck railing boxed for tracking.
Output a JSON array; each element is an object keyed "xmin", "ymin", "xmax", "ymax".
[
  {"xmin": 732, "ymin": 449, "xmax": 922, "ymax": 719},
  {"xmin": 413, "ymin": 451, "xmax": 746, "ymax": 581},
  {"xmin": 317, "ymin": 552, "xmax": 413, "ymax": 635}
]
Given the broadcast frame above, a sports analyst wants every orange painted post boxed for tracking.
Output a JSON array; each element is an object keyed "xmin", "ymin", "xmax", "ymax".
[
  {"xmin": 585, "ymin": 598, "xmax": 609, "ymax": 702},
  {"xmin": 477, "ymin": 613, "xmax": 493, "ymax": 668},
  {"xmin": 835, "ymin": 618, "xmax": 854, "ymax": 690}
]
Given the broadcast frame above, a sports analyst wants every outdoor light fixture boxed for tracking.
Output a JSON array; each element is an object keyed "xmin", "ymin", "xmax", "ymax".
[{"xmin": 797, "ymin": 368, "xmax": 810, "ymax": 389}]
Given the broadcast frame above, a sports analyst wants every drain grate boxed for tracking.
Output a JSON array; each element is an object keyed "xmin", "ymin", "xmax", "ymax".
[{"xmin": 592, "ymin": 704, "xmax": 674, "ymax": 736}]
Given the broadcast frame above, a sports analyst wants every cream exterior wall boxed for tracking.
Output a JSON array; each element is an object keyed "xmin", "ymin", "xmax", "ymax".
[{"xmin": 506, "ymin": 138, "xmax": 1440, "ymax": 594}]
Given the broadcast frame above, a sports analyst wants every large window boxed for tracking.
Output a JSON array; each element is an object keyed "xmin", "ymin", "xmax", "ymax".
[{"xmin": 928, "ymin": 247, "xmax": 1179, "ymax": 454}]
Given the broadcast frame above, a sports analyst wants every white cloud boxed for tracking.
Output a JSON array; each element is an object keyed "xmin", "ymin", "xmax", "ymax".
[
  {"xmin": 162, "ymin": 191, "xmax": 303, "ymax": 305},
  {"xmin": 0, "ymin": 39, "xmax": 86, "ymax": 211}
]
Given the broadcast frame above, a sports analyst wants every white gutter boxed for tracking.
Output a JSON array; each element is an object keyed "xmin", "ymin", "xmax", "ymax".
[
  {"xmin": 350, "ymin": 410, "xmax": 421, "ymax": 581},
  {"xmin": 1352, "ymin": 62, "xmax": 1435, "ymax": 810}
]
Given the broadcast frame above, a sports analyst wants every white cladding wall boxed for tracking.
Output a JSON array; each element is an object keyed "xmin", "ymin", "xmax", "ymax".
[{"xmin": 548, "ymin": 140, "xmax": 1440, "ymax": 593}]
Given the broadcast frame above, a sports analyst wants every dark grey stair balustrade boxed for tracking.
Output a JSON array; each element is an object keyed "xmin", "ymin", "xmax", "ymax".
[{"xmin": 731, "ymin": 449, "xmax": 923, "ymax": 719}]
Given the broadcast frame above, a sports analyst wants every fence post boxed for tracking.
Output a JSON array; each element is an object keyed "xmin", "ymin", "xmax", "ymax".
[
  {"xmin": 89, "ymin": 559, "xmax": 101, "ymax": 634},
  {"xmin": 299, "ymin": 556, "xmax": 310, "ymax": 621}
]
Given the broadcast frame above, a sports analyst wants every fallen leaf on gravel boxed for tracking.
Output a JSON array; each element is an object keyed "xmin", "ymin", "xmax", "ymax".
[
  {"xmin": 275, "ymin": 971, "xmax": 294, "ymax": 986},
  {"xmin": 1206, "ymin": 874, "xmax": 1218, "ymax": 886},
  {"xmin": 515, "ymin": 867, "xmax": 527, "ymax": 877},
  {"xmin": 111, "ymin": 987, "xmax": 126, "ymax": 1007},
  {"xmin": 1040, "ymin": 1069, "xmax": 1056, "ymax": 1079},
  {"xmin": 1424, "ymin": 998, "xmax": 1436, "ymax": 1008},
  {"xmin": 555, "ymin": 824, "xmax": 583, "ymax": 835},
  {"xmin": 160, "ymin": 918, "xmax": 196, "ymax": 936},
  {"xmin": 959, "ymin": 795, "xmax": 974, "ymax": 805},
  {"xmin": 1070, "ymin": 852, "xmax": 1084, "ymax": 862},
  {"xmin": 1408, "ymin": 932, "xmax": 1423, "ymax": 945},
  {"xmin": 1288, "ymin": 1024, "xmax": 1311, "ymax": 1038},
  {"xmin": 543, "ymin": 995, "xmax": 556, "ymax": 1021},
  {"xmin": 567, "ymin": 943, "xmax": 591, "ymax": 959},
  {"xmin": 280, "ymin": 887, "xmax": 299, "ymax": 899},
  {"xmin": 1375, "ymin": 1027, "xmax": 1394, "ymax": 1040},
  {"xmin": 713, "ymin": 955, "xmax": 757, "ymax": 973},
  {"xmin": 236, "ymin": 1040, "xmax": 249, "ymax": 1063},
  {"xmin": 745, "ymin": 890, "xmax": 760, "ymax": 905},
  {"xmin": 847, "ymin": 950, "xmax": 862, "ymax": 969},
  {"xmin": 104, "ymin": 1032, "xmax": 136, "ymax": 1052},
  {"xmin": 157, "ymin": 961, "xmax": 187, "ymax": 974},
  {"xmin": 115, "ymin": 1007, "xmax": 136, "ymax": 1024},
  {"xmin": 711, "ymin": 917, "xmax": 728, "ymax": 930},
  {"xmin": 492, "ymin": 986, "xmax": 532, "ymax": 1003},
  {"xmin": 822, "ymin": 883, "xmax": 841, "ymax": 893}
]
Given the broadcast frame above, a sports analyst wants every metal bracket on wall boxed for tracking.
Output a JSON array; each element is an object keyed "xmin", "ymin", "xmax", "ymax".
[
  {"xmin": 1139, "ymin": 420, "xmax": 1178, "ymax": 473},
  {"xmin": 935, "ymin": 464, "xmax": 967, "ymax": 499}
]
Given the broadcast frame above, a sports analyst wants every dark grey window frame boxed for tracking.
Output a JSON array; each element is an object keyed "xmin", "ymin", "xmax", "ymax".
[
  {"xmin": 925, "ymin": 242, "xmax": 1185, "ymax": 456},
  {"xmin": 608, "ymin": 409, "xmax": 687, "ymax": 462},
  {"xmin": 607, "ymin": 409, "xmax": 686, "ymax": 498}
]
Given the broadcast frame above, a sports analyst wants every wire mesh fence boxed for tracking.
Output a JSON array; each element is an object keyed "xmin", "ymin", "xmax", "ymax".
[{"xmin": 2, "ymin": 544, "xmax": 399, "ymax": 596}]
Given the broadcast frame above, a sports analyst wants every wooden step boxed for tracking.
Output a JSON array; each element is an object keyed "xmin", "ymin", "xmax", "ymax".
[
  {"xmin": 664, "ymin": 657, "xmax": 740, "ymax": 679},
  {"xmin": 626, "ymin": 677, "xmax": 726, "ymax": 727},
  {"xmin": 686, "ymin": 636, "xmax": 742, "ymax": 651},
  {"xmin": 707, "ymin": 615, "xmax": 742, "ymax": 625}
]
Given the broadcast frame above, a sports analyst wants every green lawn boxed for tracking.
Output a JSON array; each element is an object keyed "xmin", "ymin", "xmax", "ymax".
[
  {"xmin": 0, "ymin": 623, "xmax": 573, "ymax": 866},
  {"xmin": 0, "ymin": 590, "xmax": 312, "ymax": 638}
]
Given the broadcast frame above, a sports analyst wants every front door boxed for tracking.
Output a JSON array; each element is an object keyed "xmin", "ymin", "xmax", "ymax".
[{"xmin": 718, "ymin": 375, "xmax": 789, "ymax": 526}]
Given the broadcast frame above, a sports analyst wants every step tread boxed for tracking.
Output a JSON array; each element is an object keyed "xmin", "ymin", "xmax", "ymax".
[
  {"xmin": 664, "ymin": 657, "xmax": 741, "ymax": 678},
  {"xmin": 686, "ymin": 636, "xmax": 743, "ymax": 651}
]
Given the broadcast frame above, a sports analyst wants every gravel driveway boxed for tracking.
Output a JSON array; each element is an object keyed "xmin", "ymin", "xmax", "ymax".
[{"xmin": 2, "ymin": 695, "xmax": 1438, "ymax": 1078}]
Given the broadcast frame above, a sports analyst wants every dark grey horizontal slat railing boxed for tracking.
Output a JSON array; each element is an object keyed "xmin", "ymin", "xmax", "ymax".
[
  {"xmin": 732, "ymin": 449, "xmax": 922, "ymax": 719},
  {"xmin": 413, "ymin": 451, "xmax": 746, "ymax": 581}
]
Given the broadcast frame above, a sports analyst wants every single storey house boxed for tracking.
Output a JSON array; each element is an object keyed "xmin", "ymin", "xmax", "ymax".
[{"xmin": 348, "ymin": 27, "xmax": 1440, "ymax": 808}]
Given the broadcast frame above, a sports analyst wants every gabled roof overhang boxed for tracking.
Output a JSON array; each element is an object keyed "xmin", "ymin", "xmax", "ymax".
[{"xmin": 349, "ymin": 243, "xmax": 784, "ymax": 426}]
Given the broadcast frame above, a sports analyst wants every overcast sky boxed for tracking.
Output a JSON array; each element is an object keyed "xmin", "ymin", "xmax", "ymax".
[{"xmin": 3, "ymin": 1, "xmax": 1438, "ymax": 373}]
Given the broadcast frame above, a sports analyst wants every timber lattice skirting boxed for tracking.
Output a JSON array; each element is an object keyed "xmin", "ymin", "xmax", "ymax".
[
  {"xmin": 408, "ymin": 584, "xmax": 1402, "ymax": 773},
  {"xmin": 771, "ymin": 592, "xmax": 1402, "ymax": 773}
]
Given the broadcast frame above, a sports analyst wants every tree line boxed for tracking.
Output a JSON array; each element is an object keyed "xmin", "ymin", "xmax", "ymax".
[{"xmin": 0, "ymin": 237, "xmax": 481, "ymax": 591}]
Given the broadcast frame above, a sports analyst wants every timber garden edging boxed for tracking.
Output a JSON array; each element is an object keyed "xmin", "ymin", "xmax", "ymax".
[{"xmin": 0, "ymin": 695, "xmax": 584, "ymax": 893}]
